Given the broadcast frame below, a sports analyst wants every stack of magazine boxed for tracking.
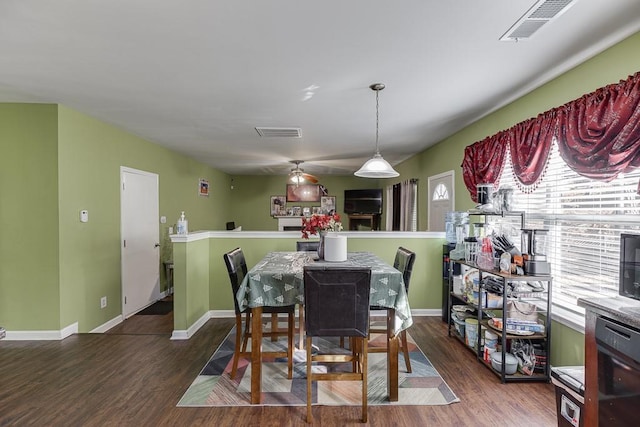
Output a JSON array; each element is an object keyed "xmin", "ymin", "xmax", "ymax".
[{"xmin": 505, "ymin": 318, "xmax": 545, "ymax": 333}]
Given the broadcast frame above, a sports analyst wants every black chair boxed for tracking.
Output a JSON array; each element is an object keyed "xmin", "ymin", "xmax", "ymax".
[
  {"xmin": 223, "ymin": 247, "xmax": 295, "ymax": 380},
  {"xmin": 368, "ymin": 247, "xmax": 416, "ymax": 372},
  {"xmin": 296, "ymin": 241, "xmax": 319, "ymax": 252},
  {"xmin": 303, "ymin": 265, "xmax": 371, "ymax": 423}
]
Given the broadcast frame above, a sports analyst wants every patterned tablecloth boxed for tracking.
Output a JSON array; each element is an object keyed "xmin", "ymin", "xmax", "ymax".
[{"xmin": 237, "ymin": 251, "xmax": 413, "ymax": 334}]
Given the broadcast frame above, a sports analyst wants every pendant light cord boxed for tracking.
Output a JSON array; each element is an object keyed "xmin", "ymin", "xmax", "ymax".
[{"xmin": 375, "ymin": 88, "xmax": 380, "ymax": 155}]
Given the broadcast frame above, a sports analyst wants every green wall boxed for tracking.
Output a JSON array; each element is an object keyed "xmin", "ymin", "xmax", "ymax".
[
  {"xmin": 4, "ymin": 30, "xmax": 640, "ymax": 364},
  {"xmin": 0, "ymin": 104, "xmax": 61, "ymax": 330},
  {"xmin": 1, "ymin": 104, "xmax": 232, "ymax": 333},
  {"xmin": 229, "ymin": 175, "xmax": 386, "ymax": 230},
  {"xmin": 389, "ymin": 31, "xmax": 640, "ymax": 367},
  {"xmin": 395, "ymin": 31, "xmax": 640, "ymax": 231},
  {"xmin": 207, "ymin": 235, "xmax": 443, "ymax": 313}
]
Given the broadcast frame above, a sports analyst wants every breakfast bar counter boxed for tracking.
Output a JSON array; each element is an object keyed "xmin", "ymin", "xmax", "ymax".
[{"xmin": 169, "ymin": 230, "xmax": 445, "ymax": 340}]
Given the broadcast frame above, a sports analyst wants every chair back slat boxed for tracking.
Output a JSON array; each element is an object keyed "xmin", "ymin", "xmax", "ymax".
[
  {"xmin": 296, "ymin": 241, "xmax": 319, "ymax": 252},
  {"xmin": 303, "ymin": 266, "xmax": 371, "ymax": 338},
  {"xmin": 393, "ymin": 247, "xmax": 416, "ymax": 291},
  {"xmin": 223, "ymin": 247, "xmax": 248, "ymax": 315}
]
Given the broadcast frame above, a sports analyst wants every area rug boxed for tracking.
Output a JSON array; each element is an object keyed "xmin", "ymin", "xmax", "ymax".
[{"xmin": 177, "ymin": 323, "xmax": 460, "ymax": 407}]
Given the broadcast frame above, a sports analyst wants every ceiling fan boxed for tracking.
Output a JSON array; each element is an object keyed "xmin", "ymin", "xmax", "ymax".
[{"xmin": 289, "ymin": 160, "xmax": 319, "ymax": 185}]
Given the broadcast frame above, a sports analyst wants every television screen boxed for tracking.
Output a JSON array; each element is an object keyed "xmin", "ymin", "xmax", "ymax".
[{"xmin": 344, "ymin": 189, "xmax": 382, "ymax": 214}]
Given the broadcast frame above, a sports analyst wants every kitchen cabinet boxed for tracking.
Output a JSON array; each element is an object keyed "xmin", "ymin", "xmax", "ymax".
[{"xmin": 448, "ymin": 258, "xmax": 552, "ymax": 383}]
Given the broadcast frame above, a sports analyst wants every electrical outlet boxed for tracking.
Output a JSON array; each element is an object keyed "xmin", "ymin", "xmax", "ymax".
[{"xmin": 100, "ymin": 296, "xmax": 107, "ymax": 309}]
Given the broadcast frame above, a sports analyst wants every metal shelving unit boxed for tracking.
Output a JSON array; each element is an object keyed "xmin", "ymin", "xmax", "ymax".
[{"xmin": 447, "ymin": 259, "xmax": 552, "ymax": 383}]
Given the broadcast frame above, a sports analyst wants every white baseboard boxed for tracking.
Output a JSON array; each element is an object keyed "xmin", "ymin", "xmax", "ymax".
[
  {"xmin": 171, "ymin": 310, "xmax": 215, "ymax": 340},
  {"xmin": 1, "ymin": 308, "xmax": 444, "ymax": 342},
  {"xmin": 90, "ymin": 315, "xmax": 123, "ymax": 333},
  {"xmin": 3, "ymin": 322, "xmax": 78, "ymax": 341},
  {"xmin": 410, "ymin": 309, "xmax": 442, "ymax": 317}
]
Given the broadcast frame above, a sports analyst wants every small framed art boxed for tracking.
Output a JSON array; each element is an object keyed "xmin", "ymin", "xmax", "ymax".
[
  {"xmin": 270, "ymin": 195, "xmax": 287, "ymax": 216},
  {"xmin": 199, "ymin": 179, "xmax": 209, "ymax": 196},
  {"xmin": 321, "ymin": 196, "xmax": 336, "ymax": 214}
]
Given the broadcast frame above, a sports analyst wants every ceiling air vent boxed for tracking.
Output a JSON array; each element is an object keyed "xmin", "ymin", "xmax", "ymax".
[
  {"xmin": 500, "ymin": 0, "xmax": 576, "ymax": 41},
  {"xmin": 255, "ymin": 127, "xmax": 302, "ymax": 138}
]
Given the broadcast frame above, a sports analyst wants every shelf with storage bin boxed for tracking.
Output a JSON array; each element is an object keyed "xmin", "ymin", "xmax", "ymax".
[{"xmin": 447, "ymin": 258, "xmax": 552, "ymax": 383}]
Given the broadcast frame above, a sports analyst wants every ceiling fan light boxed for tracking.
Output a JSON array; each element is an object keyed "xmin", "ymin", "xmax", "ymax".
[
  {"xmin": 354, "ymin": 152, "xmax": 399, "ymax": 178},
  {"xmin": 290, "ymin": 173, "xmax": 306, "ymax": 184}
]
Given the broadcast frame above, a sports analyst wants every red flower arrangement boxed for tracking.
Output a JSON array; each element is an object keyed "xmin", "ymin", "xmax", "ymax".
[{"xmin": 301, "ymin": 213, "xmax": 343, "ymax": 239}]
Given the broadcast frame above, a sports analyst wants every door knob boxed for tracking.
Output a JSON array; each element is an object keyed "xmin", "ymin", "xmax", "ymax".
[{"xmin": 154, "ymin": 243, "xmax": 161, "ymax": 248}]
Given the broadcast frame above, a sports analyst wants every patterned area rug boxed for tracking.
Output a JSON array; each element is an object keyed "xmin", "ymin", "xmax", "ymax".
[{"xmin": 178, "ymin": 323, "xmax": 460, "ymax": 407}]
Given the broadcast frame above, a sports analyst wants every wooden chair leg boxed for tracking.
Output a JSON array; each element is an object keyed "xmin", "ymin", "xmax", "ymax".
[
  {"xmin": 351, "ymin": 337, "xmax": 358, "ymax": 372},
  {"xmin": 298, "ymin": 306, "xmax": 305, "ymax": 350},
  {"xmin": 306, "ymin": 335, "xmax": 313, "ymax": 423},
  {"xmin": 241, "ymin": 312, "xmax": 250, "ymax": 353},
  {"xmin": 287, "ymin": 312, "xmax": 294, "ymax": 379},
  {"xmin": 231, "ymin": 315, "xmax": 243, "ymax": 380},
  {"xmin": 362, "ymin": 337, "xmax": 368, "ymax": 423},
  {"xmin": 271, "ymin": 313, "xmax": 278, "ymax": 341},
  {"xmin": 401, "ymin": 330, "xmax": 412, "ymax": 373}
]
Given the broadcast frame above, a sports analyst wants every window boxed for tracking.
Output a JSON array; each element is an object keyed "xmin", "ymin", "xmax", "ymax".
[
  {"xmin": 499, "ymin": 143, "xmax": 640, "ymax": 320},
  {"xmin": 433, "ymin": 183, "xmax": 449, "ymax": 201}
]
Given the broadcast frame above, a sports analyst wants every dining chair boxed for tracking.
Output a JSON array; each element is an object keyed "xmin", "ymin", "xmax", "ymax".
[
  {"xmin": 303, "ymin": 265, "xmax": 371, "ymax": 423},
  {"xmin": 223, "ymin": 247, "xmax": 295, "ymax": 380},
  {"xmin": 368, "ymin": 246, "xmax": 416, "ymax": 373},
  {"xmin": 296, "ymin": 241, "xmax": 319, "ymax": 252}
]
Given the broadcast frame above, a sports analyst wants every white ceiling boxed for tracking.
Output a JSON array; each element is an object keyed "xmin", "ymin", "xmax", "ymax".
[{"xmin": 2, "ymin": 0, "xmax": 640, "ymax": 177}]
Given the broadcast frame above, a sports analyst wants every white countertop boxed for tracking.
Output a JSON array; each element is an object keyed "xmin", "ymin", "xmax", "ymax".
[{"xmin": 170, "ymin": 230, "xmax": 445, "ymax": 243}]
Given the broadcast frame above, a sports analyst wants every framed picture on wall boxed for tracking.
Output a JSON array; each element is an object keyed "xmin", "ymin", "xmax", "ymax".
[
  {"xmin": 312, "ymin": 206, "xmax": 321, "ymax": 214},
  {"xmin": 270, "ymin": 195, "xmax": 287, "ymax": 216},
  {"xmin": 286, "ymin": 184, "xmax": 321, "ymax": 202},
  {"xmin": 321, "ymin": 196, "xmax": 336, "ymax": 214},
  {"xmin": 199, "ymin": 178, "xmax": 209, "ymax": 196}
]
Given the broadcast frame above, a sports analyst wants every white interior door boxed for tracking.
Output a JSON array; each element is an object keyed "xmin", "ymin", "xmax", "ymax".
[
  {"xmin": 121, "ymin": 167, "xmax": 160, "ymax": 318},
  {"xmin": 428, "ymin": 171, "xmax": 455, "ymax": 231}
]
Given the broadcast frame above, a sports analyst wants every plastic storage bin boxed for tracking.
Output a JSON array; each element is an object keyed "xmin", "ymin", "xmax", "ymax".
[{"xmin": 551, "ymin": 366, "xmax": 584, "ymax": 427}]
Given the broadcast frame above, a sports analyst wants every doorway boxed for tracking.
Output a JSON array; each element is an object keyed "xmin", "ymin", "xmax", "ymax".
[
  {"xmin": 428, "ymin": 171, "xmax": 454, "ymax": 231},
  {"xmin": 120, "ymin": 167, "xmax": 160, "ymax": 318}
]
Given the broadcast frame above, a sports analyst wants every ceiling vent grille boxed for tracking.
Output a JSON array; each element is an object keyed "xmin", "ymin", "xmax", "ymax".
[
  {"xmin": 255, "ymin": 127, "xmax": 302, "ymax": 138},
  {"xmin": 500, "ymin": 0, "xmax": 576, "ymax": 41}
]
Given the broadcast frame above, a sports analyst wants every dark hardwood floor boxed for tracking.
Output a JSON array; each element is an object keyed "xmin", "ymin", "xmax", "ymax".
[{"xmin": 0, "ymin": 314, "xmax": 558, "ymax": 426}]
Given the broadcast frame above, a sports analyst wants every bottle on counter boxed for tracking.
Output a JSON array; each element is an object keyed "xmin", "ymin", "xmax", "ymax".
[{"xmin": 177, "ymin": 211, "xmax": 188, "ymax": 235}]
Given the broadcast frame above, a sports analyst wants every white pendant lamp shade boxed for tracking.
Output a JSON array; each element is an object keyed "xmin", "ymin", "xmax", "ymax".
[
  {"xmin": 354, "ymin": 152, "xmax": 399, "ymax": 178},
  {"xmin": 355, "ymin": 83, "xmax": 399, "ymax": 179}
]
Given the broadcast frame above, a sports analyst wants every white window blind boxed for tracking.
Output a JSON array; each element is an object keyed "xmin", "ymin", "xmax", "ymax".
[{"xmin": 499, "ymin": 143, "xmax": 640, "ymax": 315}]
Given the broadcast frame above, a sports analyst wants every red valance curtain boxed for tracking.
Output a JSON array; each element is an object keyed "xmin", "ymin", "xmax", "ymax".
[
  {"xmin": 462, "ymin": 71, "xmax": 640, "ymax": 200},
  {"xmin": 461, "ymin": 133, "xmax": 508, "ymax": 202}
]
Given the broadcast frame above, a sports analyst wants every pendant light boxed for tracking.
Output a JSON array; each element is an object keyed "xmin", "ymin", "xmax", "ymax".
[{"xmin": 354, "ymin": 83, "xmax": 399, "ymax": 178}]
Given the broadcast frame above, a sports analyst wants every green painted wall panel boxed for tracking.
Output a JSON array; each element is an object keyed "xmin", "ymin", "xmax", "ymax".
[
  {"xmin": 207, "ymin": 236, "xmax": 444, "ymax": 313},
  {"xmin": 228, "ymin": 175, "xmax": 384, "ymax": 230},
  {"xmin": 0, "ymin": 104, "xmax": 61, "ymax": 330},
  {"xmin": 56, "ymin": 106, "xmax": 231, "ymax": 332},
  {"xmin": 186, "ymin": 239, "xmax": 210, "ymax": 327}
]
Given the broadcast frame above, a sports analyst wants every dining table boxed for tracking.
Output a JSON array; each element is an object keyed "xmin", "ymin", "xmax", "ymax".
[{"xmin": 236, "ymin": 251, "xmax": 413, "ymax": 404}]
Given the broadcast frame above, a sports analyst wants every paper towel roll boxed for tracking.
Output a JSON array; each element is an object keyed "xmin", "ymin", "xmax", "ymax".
[{"xmin": 324, "ymin": 234, "xmax": 347, "ymax": 262}]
